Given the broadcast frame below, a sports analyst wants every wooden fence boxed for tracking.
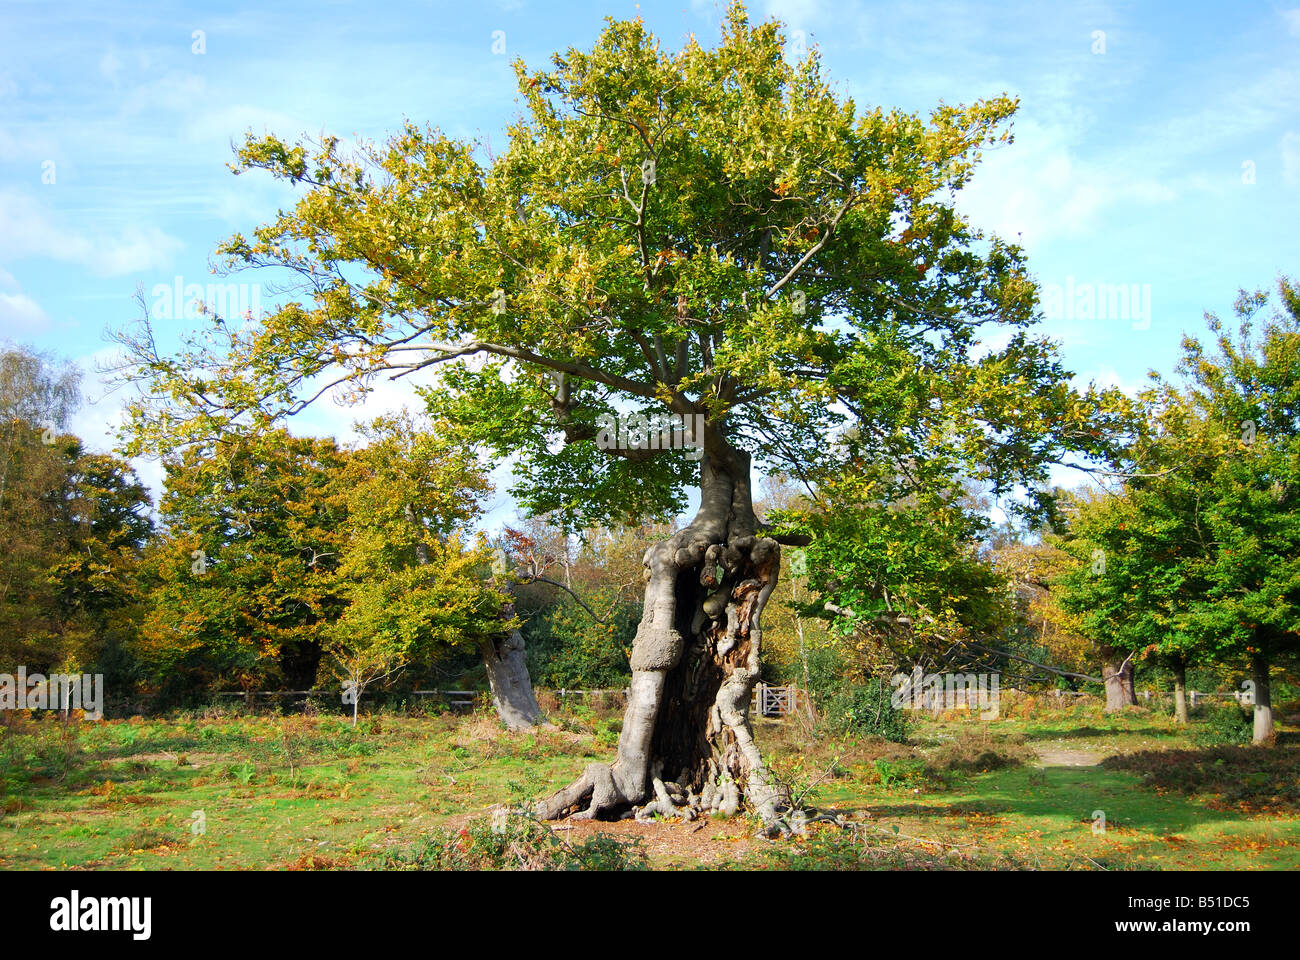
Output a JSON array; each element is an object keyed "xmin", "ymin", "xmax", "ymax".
[
  {"xmin": 213, "ymin": 684, "xmax": 808, "ymax": 719},
  {"xmin": 214, "ymin": 684, "xmax": 1253, "ymax": 719},
  {"xmin": 215, "ymin": 688, "xmax": 480, "ymax": 711},
  {"xmin": 1046, "ymin": 688, "xmax": 1254, "ymax": 705}
]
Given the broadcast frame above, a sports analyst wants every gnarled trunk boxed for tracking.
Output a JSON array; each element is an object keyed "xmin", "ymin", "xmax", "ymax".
[
  {"xmin": 538, "ymin": 442, "xmax": 787, "ymax": 831},
  {"xmin": 482, "ymin": 585, "xmax": 544, "ymax": 731},
  {"xmin": 480, "ymin": 630, "xmax": 543, "ymax": 732},
  {"xmin": 1102, "ymin": 650, "xmax": 1135, "ymax": 713}
]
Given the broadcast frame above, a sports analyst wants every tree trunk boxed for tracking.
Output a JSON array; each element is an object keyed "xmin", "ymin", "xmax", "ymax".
[
  {"xmin": 412, "ymin": 499, "xmax": 544, "ymax": 733},
  {"xmin": 480, "ymin": 609, "xmax": 544, "ymax": 732},
  {"xmin": 1250, "ymin": 650, "xmax": 1273, "ymax": 744},
  {"xmin": 538, "ymin": 442, "xmax": 787, "ymax": 832},
  {"xmin": 1102, "ymin": 650, "xmax": 1135, "ymax": 713},
  {"xmin": 791, "ymin": 573, "xmax": 815, "ymax": 724},
  {"xmin": 1171, "ymin": 657, "xmax": 1188, "ymax": 724}
]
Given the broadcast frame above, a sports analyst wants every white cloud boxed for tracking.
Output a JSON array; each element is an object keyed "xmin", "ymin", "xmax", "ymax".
[
  {"xmin": 761, "ymin": 0, "xmax": 823, "ymax": 25},
  {"xmin": 1073, "ymin": 364, "xmax": 1143, "ymax": 397},
  {"xmin": 0, "ymin": 190, "xmax": 183, "ymax": 276},
  {"xmin": 0, "ymin": 119, "xmax": 60, "ymax": 163},
  {"xmin": 290, "ymin": 368, "xmax": 430, "ymax": 447},
  {"xmin": 1154, "ymin": 66, "xmax": 1300, "ymax": 157},
  {"xmin": 0, "ymin": 291, "xmax": 49, "ymax": 333},
  {"xmin": 957, "ymin": 118, "xmax": 1177, "ymax": 245},
  {"xmin": 1283, "ymin": 8, "xmax": 1300, "ymax": 36},
  {"xmin": 67, "ymin": 347, "xmax": 166, "ymax": 501},
  {"xmin": 183, "ymin": 103, "xmax": 303, "ymax": 146},
  {"xmin": 119, "ymin": 71, "xmax": 208, "ymax": 117}
]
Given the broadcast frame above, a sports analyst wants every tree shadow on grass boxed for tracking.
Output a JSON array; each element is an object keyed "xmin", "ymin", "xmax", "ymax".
[
  {"xmin": 842, "ymin": 766, "xmax": 1256, "ymax": 838},
  {"xmin": 1020, "ymin": 725, "xmax": 1178, "ymax": 741}
]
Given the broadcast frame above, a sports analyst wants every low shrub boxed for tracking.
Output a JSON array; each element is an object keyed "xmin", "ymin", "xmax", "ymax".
[
  {"xmin": 373, "ymin": 812, "xmax": 647, "ymax": 871},
  {"xmin": 818, "ymin": 679, "xmax": 911, "ymax": 743},
  {"xmin": 1191, "ymin": 703, "xmax": 1253, "ymax": 747}
]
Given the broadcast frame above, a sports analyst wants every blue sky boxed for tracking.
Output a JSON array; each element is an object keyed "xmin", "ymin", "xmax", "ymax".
[{"xmin": 1, "ymin": 0, "xmax": 1297, "ymax": 519}]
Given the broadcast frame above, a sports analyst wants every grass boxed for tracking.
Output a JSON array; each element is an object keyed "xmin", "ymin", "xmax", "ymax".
[{"xmin": 1, "ymin": 694, "xmax": 1297, "ymax": 870}]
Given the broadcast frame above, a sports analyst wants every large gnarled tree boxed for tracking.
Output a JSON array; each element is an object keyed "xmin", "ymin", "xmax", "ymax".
[{"xmin": 114, "ymin": 4, "xmax": 1107, "ymax": 829}]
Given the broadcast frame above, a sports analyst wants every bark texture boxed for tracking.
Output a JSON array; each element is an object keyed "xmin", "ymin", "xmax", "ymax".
[
  {"xmin": 1172, "ymin": 658, "xmax": 1188, "ymax": 724},
  {"xmin": 481, "ymin": 586, "xmax": 544, "ymax": 732},
  {"xmin": 1102, "ymin": 651, "xmax": 1136, "ymax": 713},
  {"xmin": 1251, "ymin": 650, "xmax": 1273, "ymax": 744},
  {"xmin": 537, "ymin": 444, "xmax": 787, "ymax": 830}
]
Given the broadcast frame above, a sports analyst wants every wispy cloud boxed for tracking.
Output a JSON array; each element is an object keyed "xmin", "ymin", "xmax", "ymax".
[
  {"xmin": 0, "ymin": 190, "xmax": 183, "ymax": 276},
  {"xmin": 0, "ymin": 291, "xmax": 49, "ymax": 333}
]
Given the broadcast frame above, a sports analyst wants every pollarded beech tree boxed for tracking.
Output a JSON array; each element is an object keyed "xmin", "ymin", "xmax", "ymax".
[{"xmin": 114, "ymin": 4, "xmax": 1112, "ymax": 830}]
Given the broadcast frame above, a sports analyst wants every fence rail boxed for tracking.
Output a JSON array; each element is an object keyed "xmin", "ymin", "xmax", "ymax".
[
  {"xmin": 754, "ymin": 683, "xmax": 801, "ymax": 718},
  {"xmin": 210, "ymin": 684, "xmax": 811, "ymax": 719},
  {"xmin": 211, "ymin": 684, "xmax": 1256, "ymax": 716},
  {"xmin": 214, "ymin": 688, "xmax": 481, "ymax": 710}
]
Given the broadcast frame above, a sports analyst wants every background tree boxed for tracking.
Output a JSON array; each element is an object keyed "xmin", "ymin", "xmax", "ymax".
[
  {"xmin": 0, "ymin": 347, "xmax": 83, "ymax": 672},
  {"xmin": 137, "ymin": 432, "xmax": 350, "ymax": 700},
  {"xmin": 113, "ymin": 4, "xmax": 1116, "ymax": 827},
  {"xmin": 1055, "ymin": 489, "xmax": 1159, "ymax": 707},
  {"xmin": 511, "ymin": 516, "xmax": 673, "ymax": 690},
  {"xmin": 1052, "ymin": 278, "xmax": 1300, "ymax": 739},
  {"xmin": 1051, "ymin": 399, "xmax": 1213, "ymax": 716},
  {"xmin": 988, "ymin": 529, "xmax": 1098, "ymax": 691},
  {"xmin": 1171, "ymin": 281, "xmax": 1300, "ymax": 742},
  {"xmin": 50, "ymin": 447, "xmax": 153, "ymax": 690},
  {"xmin": 0, "ymin": 347, "xmax": 152, "ymax": 695},
  {"xmin": 786, "ymin": 484, "xmax": 1012, "ymax": 679},
  {"xmin": 753, "ymin": 476, "xmax": 828, "ymax": 710},
  {"xmin": 327, "ymin": 413, "xmax": 525, "ymax": 726}
]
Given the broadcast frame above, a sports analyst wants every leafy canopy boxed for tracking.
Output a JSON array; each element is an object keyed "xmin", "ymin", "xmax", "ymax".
[
  {"xmin": 114, "ymin": 2, "xmax": 1115, "ymax": 534},
  {"xmin": 1054, "ymin": 278, "xmax": 1300, "ymax": 672}
]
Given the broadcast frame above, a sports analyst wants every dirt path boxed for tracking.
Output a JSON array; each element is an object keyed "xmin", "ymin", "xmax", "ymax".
[{"xmin": 1033, "ymin": 746, "xmax": 1104, "ymax": 767}]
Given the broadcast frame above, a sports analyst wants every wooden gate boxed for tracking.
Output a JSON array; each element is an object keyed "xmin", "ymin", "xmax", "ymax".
[{"xmin": 753, "ymin": 683, "xmax": 799, "ymax": 718}]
